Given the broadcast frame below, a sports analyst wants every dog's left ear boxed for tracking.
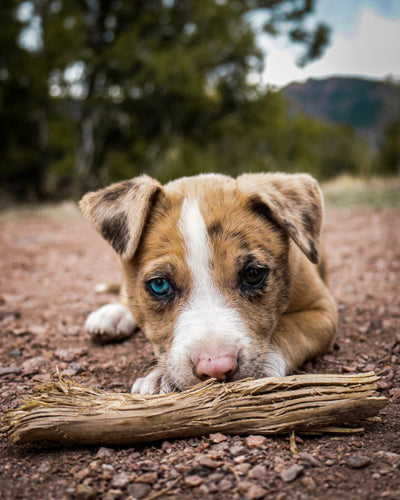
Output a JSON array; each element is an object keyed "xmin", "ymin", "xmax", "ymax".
[
  {"xmin": 237, "ymin": 173, "xmax": 323, "ymax": 264},
  {"xmin": 79, "ymin": 175, "xmax": 162, "ymax": 261}
]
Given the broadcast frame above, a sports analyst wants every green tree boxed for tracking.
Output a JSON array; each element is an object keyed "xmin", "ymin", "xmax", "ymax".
[
  {"xmin": 379, "ymin": 117, "xmax": 400, "ymax": 175},
  {"xmin": 1, "ymin": 0, "xmax": 330, "ymax": 198},
  {"xmin": 0, "ymin": 0, "xmax": 48, "ymax": 199}
]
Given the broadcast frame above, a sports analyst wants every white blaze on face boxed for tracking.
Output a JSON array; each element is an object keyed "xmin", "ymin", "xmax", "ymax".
[{"xmin": 168, "ymin": 197, "xmax": 251, "ymax": 389}]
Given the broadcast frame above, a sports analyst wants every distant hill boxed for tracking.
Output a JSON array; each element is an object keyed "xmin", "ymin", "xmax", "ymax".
[{"xmin": 282, "ymin": 77, "xmax": 400, "ymax": 145}]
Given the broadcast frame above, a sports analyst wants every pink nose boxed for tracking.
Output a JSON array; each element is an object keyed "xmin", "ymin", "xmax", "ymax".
[{"xmin": 195, "ymin": 354, "xmax": 238, "ymax": 381}]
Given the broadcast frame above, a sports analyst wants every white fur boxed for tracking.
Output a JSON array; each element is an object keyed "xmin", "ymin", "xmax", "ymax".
[
  {"xmin": 167, "ymin": 198, "xmax": 252, "ymax": 389},
  {"xmin": 85, "ymin": 303, "xmax": 136, "ymax": 337},
  {"xmin": 131, "ymin": 367, "xmax": 175, "ymax": 395},
  {"xmin": 264, "ymin": 348, "xmax": 288, "ymax": 377}
]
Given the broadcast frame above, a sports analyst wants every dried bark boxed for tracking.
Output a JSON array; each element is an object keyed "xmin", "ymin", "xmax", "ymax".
[{"xmin": 2, "ymin": 372, "xmax": 387, "ymax": 445}]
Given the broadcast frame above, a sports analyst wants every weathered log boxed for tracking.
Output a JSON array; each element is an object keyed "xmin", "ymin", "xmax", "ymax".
[{"xmin": 2, "ymin": 372, "xmax": 387, "ymax": 445}]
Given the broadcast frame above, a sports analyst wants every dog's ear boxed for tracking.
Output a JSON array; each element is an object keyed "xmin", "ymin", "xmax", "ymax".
[
  {"xmin": 79, "ymin": 175, "xmax": 162, "ymax": 261},
  {"xmin": 237, "ymin": 173, "xmax": 323, "ymax": 264}
]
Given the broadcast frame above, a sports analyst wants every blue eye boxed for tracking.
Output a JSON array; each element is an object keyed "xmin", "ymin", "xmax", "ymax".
[{"xmin": 148, "ymin": 278, "xmax": 172, "ymax": 298}]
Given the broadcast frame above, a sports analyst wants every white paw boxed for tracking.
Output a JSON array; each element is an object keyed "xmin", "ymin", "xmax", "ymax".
[
  {"xmin": 85, "ymin": 303, "xmax": 137, "ymax": 343},
  {"xmin": 131, "ymin": 367, "xmax": 175, "ymax": 395},
  {"xmin": 264, "ymin": 347, "xmax": 288, "ymax": 378}
]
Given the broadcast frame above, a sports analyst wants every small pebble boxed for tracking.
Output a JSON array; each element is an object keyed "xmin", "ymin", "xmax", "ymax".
[
  {"xmin": 184, "ymin": 475, "xmax": 203, "ymax": 487},
  {"xmin": 136, "ymin": 472, "xmax": 158, "ymax": 485},
  {"xmin": 127, "ymin": 483, "xmax": 151, "ymax": 499},
  {"xmin": 111, "ymin": 472, "xmax": 131, "ymax": 489},
  {"xmin": 196, "ymin": 455, "xmax": 220, "ymax": 469},
  {"xmin": 75, "ymin": 484, "xmax": 97, "ymax": 500},
  {"xmin": 345, "ymin": 455, "xmax": 372, "ymax": 469},
  {"xmin": 96, "ymin": 447, "xmax": 114, "ymax": 458},
  {"xmin": 38, "ymin": 460, "xmax": 51, "ymax": 474},
  {"xmin": 62, "ymin": 362, "xmax": 84, "ymax": 376},
  {"xmin": 0, "ymin": 365, "xmax": 21, "ymax": 376},
  {"xmin": 298, "ymin": 451, "xmax": 323, "ymax": 467},
  {"xmin": 235, "ymin": 463, "xmax": 251, "ymax": 475},
  {"xmin": 218, "ymin": 478, "xmax": 233, "ymax": 491},
  {"xmin": 9, "ymin": 349, "xmax": 22, "ymax": 357},
  {"xmin": 230, "ymin": 444, "xmax": 247, "ymax": 457},
  {"xmin": 245, "ymin": 435, "xmax": 267, "ymax": 448},
  {"xmin": 248, "ymin": 465, "xmax": 268, "ymax": 480},
  {"xmin": 22, "ymin": 356, "xmax": 45, "ymax": 375},
  {"xmin": 74, "ymin": 468, "xmax": 91, "ymax": 482},
  {"xmin": 280, "ymin": 464, "xmax": 304, "ymax": 482},
  {"xmin": 209, "ymin": 432, "xmax": 227, "ymax": 444},
  {"xmin": 238, "ymin": 481, "xmax": 268, "ymax": 500}
]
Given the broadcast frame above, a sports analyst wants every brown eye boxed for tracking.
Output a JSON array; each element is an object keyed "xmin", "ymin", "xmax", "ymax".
[{"xmin": 242, "ymin": 266, "xmax": 268, "ymax": 289}]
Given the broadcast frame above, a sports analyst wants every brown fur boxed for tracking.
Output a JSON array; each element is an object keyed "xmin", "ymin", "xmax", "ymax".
[{"xmin": 80, "ymin": 172, "xmax": 337, "ymax": 389}]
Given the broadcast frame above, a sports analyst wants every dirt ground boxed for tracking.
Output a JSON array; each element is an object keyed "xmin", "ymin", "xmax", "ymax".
[{"xmin": 0, "ymin": 205, "xmax": 399, "ymax": 500}]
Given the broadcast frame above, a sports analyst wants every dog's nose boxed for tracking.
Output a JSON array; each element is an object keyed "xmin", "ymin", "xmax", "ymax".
[{"xmin": 195, "ymin": 354, "xmax": 238, "ymax": 382}]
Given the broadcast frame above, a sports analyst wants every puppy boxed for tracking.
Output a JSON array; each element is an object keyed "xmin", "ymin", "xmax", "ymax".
[{"xmin": 80, "ymin": 173, "xmax": 337, "ymax": 394}]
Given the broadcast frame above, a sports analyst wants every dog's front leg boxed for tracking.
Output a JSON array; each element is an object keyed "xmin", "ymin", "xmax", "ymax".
[
  {"xmin": 84, "ymin": 303, "xmax": 137, "ymax": 343},
  {"xmin": 269, "ymin": 292, "xmax": 337, "ymax": 375}
]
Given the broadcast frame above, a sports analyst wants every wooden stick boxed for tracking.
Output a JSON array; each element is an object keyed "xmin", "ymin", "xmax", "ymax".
[{"xmin": 2, "ymin": 372, "xmax": 387, "ymax": 445}]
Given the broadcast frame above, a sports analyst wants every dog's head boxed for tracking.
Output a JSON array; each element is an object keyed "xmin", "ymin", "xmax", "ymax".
[{"xmin": 80, "ymin": 173, "xmax": 323, "ymax": 390}]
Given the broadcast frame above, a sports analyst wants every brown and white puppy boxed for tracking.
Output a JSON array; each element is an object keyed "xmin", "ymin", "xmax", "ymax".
[{"xmin": 80, "ymin": 173, "xmax": 337, "ymax": 394}]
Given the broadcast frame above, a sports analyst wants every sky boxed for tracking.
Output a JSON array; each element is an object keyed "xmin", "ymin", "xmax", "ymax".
[{"xmin": 255, "ymin": 0, "xmax": 400, "ymax": 88}]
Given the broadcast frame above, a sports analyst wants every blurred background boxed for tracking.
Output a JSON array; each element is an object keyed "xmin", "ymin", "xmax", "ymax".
[{"xmin": 1, "ymin": 0, "xmax": 399, "ymax": 203}]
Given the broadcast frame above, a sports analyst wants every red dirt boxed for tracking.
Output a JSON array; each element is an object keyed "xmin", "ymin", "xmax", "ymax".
[{"xmin": 0, "ymin": 208, "xmax": 399, "ymax": 500}]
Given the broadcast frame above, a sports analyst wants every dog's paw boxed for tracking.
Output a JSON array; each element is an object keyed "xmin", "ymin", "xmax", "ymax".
[
  {"xmin": 84, "ymin": 303, "xmax": 137, "ymax": 343},
  {"xmin": 131, "ymin": 367, "xmax": 175, "ymax": 395},
  {"xmin": 264, "ymin": 347, "xmax": 288, "ymax": 378}
]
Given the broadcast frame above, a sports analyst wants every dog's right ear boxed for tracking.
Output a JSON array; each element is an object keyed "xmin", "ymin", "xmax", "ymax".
[{"xmin": 79, "ymin": 175, "xmax": 162, "ymax": 261}]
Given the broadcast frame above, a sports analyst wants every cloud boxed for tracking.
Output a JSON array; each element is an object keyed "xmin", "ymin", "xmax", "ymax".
[{"xmin": 260, "ymin": 7, "xmax": 400, "ymax": 87}]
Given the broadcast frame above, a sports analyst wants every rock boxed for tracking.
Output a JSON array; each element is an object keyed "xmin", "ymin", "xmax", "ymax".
[
  {"xmin": 245, "ymin": 435, "xmax": 267, "ymax": 448},
  {"xmin": 280, "ymin": 464, "xmax": 304, "ymax": 482},
  {"xmin": 218, "ymin": 478, "xmax": 233, "ymax": 491},
  {"xmin": 9, "ymin": 349, "xmax": 22, "ymax": 357},
  {"xmin": 89, "ymin": 461, "xmax": 101, "ymax": 472},
  {"xmin": 196, "ymin": 455, "xmax": 220, "ymax": 469},
  {"xmin": 127, "ymin": 483, "xmax": 151, "ymax": 499},
  {"xmin": 345, "ymin": 455, "xmax": 372, "ymax": 469},
  {"xmin": 248, "ymin": 465, "xmax": 268, "ymax": 480},
  {"xmin": 54, "ymin": 348, "xmax": 78, "ymax": 362},
  {"xmin": 103, "ymin": 489, "xmax": 122, "ymax": 500},
  {"xmin": 75, "ymin": 484, "xmax": 97, "ymax": 500},
  {"xmin": 96, "ymin": 447, "xmax": 114, "ymax": 459},
  {"xmin": 301, "ymin": 475, "xmax": 316, "ymax": 488},
  {"xmin": 0, "ymin": 365, "xmax": 22, "ymax": 376},
  {"xmin": 22, "ymin": 356, "xmax": 45, "ymax": 375},
  {"xmin": 298, "ymin": 452, "xmax": 323, "ymax": 467},
  {"xmin": 235, "ymin": 463, "xmax": 251, "ymax": 475},
  {"xmin": 377, "ymin": 380, "xmax": 393, "ymax": 391},
  {"xmin": 184, "ymin": 475, "xmax": 204, "ymax": 487},
  {"xmin": 229, "ymin": 444, "xmax": 247, "ymax": 457},
  {"xmin": 238, "ymin": 481, "xmax": 268, "ymax": 499},
  {"xmin": 135, "ymin": 472, "xmax": 158, "ymax": 485},
  {"xmin": 187, "ymin": 465, "xmax": 211, "ymax": 478},
  {"xmin": 209, "ymin": 432, "xmax": 228, "ymax": 444},
  {"xmin": 111, "ymin": 472, "xmax": 131, "ymax": 489},
  {"xmin": 61, "ymin": 362, "xmax": 84, "ymax": 376},
  {"xmin": 376, "ymin": 450, "xmax": 400, "ymax": 466},
  {"xmin": 74, "ymin": 468, "xmax": 91, "ymax": 482},
  {"xmin": 38, "ymin": 460, "xmax": 51, "ymax": 474}
]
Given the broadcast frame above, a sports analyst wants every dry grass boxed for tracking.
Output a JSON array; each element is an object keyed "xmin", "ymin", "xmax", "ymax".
[{"xmin": 322, "ymin": 175, "xmax": 400, "ymax": 209}]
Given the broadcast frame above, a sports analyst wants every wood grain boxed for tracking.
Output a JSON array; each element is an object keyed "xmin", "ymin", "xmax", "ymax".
[{"xmin": 2, "ymin": 372, "xmax": 387, "ymax": 445}]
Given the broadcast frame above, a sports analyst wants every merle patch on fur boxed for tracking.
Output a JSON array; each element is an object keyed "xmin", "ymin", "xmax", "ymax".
[
  {"xmin": 208, "ymin": 221, "xmax": 223, "ymax": 237},
  {"xmin": 101, "ymin": 213, "xmax": 130, "ymax": 255},
  {"xmin": 101, "ymin": 181, "xmax": 134, "ymax": 202}
]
